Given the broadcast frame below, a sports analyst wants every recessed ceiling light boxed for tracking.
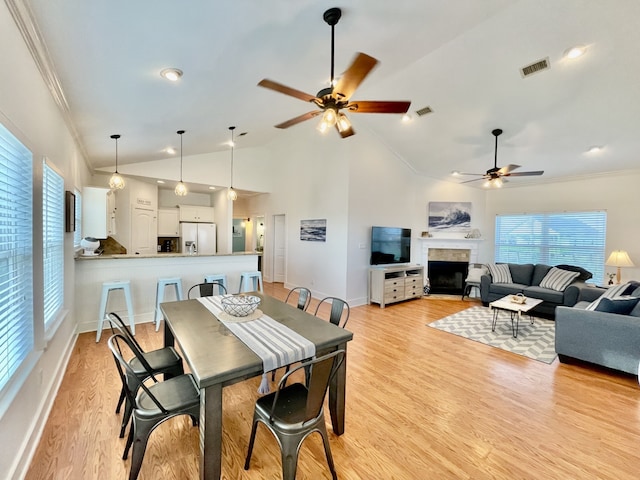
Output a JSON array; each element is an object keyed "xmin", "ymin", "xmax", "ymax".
[
  {"xmin": 165, "ymin": 147, "xmax": 176, "ymax": 155},
  {"xmin": 564, "ymin": 45, "xmax": 587, "ymax": 59},
  {"xmin": 160, "ymin": 68, "xmax": 183, "ymax": 82},
  {"xmin": 586, "ymin": 145, "xmax": 603, "ymax": 154},
  {"xmin": 401, "ymin": 114, "xmax": 412, "ymax": 123},
  {"xmin": 451, "ymin": 170, "xmax": 460, "ymax": 176},
  {"xmin": 157, "ymin": 180, "xmax": 165, "ymax": 184},
  {"xmin": 208, "ymin": 186, "xmax": 216, "ymax": 190}
]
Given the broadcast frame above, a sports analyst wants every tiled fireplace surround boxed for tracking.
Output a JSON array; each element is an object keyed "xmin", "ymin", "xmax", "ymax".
[{"xmin": 419, "ymin": 238, "xmax": 482, "ymax": 294}]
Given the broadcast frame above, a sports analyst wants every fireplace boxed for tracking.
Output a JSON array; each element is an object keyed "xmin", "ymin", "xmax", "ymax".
[{"xmin": 428, "ymin": 261, "xmax": 468, "ymax": 294}]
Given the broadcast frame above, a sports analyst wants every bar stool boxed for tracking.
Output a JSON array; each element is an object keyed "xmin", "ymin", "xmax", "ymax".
[
  {"xmin": 238, "ymin": 271, "xmax": 263, "ymax": 293},
  {"xmin": 155, "ymin": 277, "xmax": 184, "ymax": 331},
  {"xmin": 98, "ymin": 280, "xmax": 134, "ymax": 342},
  {"xmin": 204, "ymin": 274, "xmax": 228, "ymax": 295}
]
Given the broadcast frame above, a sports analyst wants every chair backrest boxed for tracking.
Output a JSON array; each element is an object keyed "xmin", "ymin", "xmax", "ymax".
[
  {"xmin": 285, "ymin": 287, "xmax": 312, "ymax": 311},
  {"xmin": 107, "ymin": 312, "xmax": 146, "ymax": 354},
  {"xmin": 107, "ymin": 333, "xmax": 168, "ymax": 414},
  {"xmin": 314, "ymin": 297, "xmax": 350, "ymax": 328},
  {"xmin": 271, "ymin": 349, "xmax": 345, "ymax": 423},
  {"xmin": 188, "ymin": 282, "xmax": 227, "ymax": 299}
]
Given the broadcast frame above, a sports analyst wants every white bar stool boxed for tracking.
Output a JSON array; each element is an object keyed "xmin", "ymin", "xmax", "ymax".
[
  {"xmin": 97, "ymin": 280, "xmax": 134, "ymax": 342},
  {"xmin": 238, "ymin": 271, "xmax": 263, "ymax": 293},
  {"xmin": 155, "ymin": 277, "xmax": 184, "ymax": 330},
  {"xmin": 204, "ymin": 274, "xmax": 228, "ymax": 295}
]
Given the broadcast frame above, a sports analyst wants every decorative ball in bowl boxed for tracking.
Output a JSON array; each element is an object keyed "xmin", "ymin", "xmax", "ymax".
[{"xmin": 221, "ymin": 295, "xmax": 261, "ymax": 317}]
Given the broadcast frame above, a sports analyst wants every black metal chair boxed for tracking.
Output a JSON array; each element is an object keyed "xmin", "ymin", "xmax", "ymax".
[
  {"xmin": 245, "ymin": 350, "xmax": 346, "ymax": 480},
  {"xmin": 313, "ymin": 297, "xmax": 350, "ymax": 328},
  {"xmin": 187, "ymin": 281, "xmax": 227, "ymax": 298},
  {"xmin": 106, "ymin": 312, "xmax": 184, "ymax": 438},
  {"xmin": 285, "ymin": 286, "xmax": 312, "ymax": 311},
  {"xmin": 107, "ymin": 333, "xmax": 200, "ymax": 480},
  {"xmin": 462, "ymin": 263, "xmax": 487, "ymax": 300}
]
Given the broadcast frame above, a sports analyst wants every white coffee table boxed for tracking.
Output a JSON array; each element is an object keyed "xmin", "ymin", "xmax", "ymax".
[{"xmin": 489, "ymin": 295, "xmax": 543, "ymax": 338}]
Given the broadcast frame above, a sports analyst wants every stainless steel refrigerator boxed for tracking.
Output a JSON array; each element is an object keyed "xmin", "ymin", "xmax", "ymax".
[{"xmin": 180, "ymin": 222, "xmax": 216, "ymax": 254}]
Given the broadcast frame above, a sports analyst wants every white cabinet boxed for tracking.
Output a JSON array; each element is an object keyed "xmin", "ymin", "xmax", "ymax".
[
  {"xmin": 83, "ymin": 187, "xmax": 116, "ymax": 239},
  {"xmin": 130, "ymin": 206, "xmax": 158, "ymax": 254},
  {"xmin": 368, "ymin": 265, "xmax": 424, "ymax": 308},
  {"xmin": 158, "ymin": 208, "xmax": 180, "ymax": 236},
  {"xmin": 179, "ymin": 205, "xmax": 214, "ymax": 223}
]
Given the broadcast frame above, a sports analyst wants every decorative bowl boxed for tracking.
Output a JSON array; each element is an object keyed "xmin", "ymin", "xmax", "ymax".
[{"xmin": 221, "ymin": 295, "xmax": 261, "ymax": 317}]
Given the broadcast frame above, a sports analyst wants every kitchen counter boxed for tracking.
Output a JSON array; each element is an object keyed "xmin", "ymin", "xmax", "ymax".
[{"xmin": 75, "ymin": 252, "xmax": 260, "ymax": 334}]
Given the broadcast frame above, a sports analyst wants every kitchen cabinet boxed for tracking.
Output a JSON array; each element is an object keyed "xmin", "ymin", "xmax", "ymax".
[
  {"xmin": 83, "ymin": 187, "xmax": 116, "ymax": 239},
  {"xmin": 179, "ymin": 205, "xmax": 214, "ymax": 223},
  {"xmin": 158, "ymin": 208, "xmax": 180, "ymax": 236}
]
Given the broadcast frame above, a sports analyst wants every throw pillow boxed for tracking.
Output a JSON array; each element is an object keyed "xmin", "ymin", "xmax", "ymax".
[
  {"xmin": 465, "ymin": 264, "xmax": 488, "ymax": 283},
  {"xmin": 555, "ymin": 264, "xmax": 593, "ymax": 281},
  {"xmin": 539, "ymin": 267, "xmax": 580, "ymax": 292},
  {"xmin": 487, "ymin": 263, "xmax": 512, "ymax": 284},
  {"xmin": 586, "ymin": 282, "xmax": 631, "ymax": 311},
  {"xmin": 594, "ymin": 297, "xmax": 640, "ymax": 315}
]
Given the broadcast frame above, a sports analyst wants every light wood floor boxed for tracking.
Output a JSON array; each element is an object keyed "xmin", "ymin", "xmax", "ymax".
[{"xmin": 26, "ymin": 283, "xmax": 640, "ymax": 479}]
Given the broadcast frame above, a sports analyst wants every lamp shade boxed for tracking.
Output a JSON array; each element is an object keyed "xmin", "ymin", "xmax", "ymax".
[{"xmin": 605, "ymin": 250, "xmax": 635, "ymax": 267}]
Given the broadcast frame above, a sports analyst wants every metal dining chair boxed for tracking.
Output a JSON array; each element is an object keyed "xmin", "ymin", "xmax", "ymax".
[
  {"xmin": 285, "ymin": 286, "xmax": 312, "ymax": 311},
  {"xmin": 313, "ymin": 296, "xmax": 350, "ymax": 328},
  {"xmin": 107, "ymin": 333, "xmax": 200, "ymax": 480},
  {"xmin": 187, "ymin": 281, "xmax": 227, "ymax": 299},
  {"xmin": 245, "ymin": 349, "xmax": 346, "ymax": 480},
  {"xmin": 106, "ymin": 312, "xmax": 184, "ymax": 438}
]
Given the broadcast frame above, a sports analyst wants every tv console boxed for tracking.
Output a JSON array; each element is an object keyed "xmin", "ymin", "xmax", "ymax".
[{"xmin": 368, "ymin": 264, "xmax": 424, "ymax": 308}]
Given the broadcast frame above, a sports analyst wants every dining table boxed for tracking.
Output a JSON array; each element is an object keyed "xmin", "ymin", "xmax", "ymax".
[{"xmin": 160, "ymin": 292, "xmax": 354, "ymax": 480}]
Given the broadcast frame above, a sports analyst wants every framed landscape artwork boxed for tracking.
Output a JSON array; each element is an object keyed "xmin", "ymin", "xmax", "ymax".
[
  {"xmin": 300, "ymin": 219, "xmax": 327, "ymax": 242},
  {"xmin": 428, "ymin": 202, "xmax": 471, "ymax": 232}
]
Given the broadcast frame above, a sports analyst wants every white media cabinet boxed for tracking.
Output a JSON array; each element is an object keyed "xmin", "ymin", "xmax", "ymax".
[{"xmin": 368, "ymin": 264, "xmax": 424, "ymax": 308}]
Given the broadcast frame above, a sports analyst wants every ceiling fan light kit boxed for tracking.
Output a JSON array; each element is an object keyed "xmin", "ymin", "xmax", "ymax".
[
  {"xmin": 257, "ymin": 7, "xmax": 410, "ymax": 138},
  {"xmin": 458, "ymin": 128, "xmax": 544, "ymax": 187}
]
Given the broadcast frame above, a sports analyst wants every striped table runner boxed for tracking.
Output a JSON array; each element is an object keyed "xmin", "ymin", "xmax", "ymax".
[{"xmin": 197, "ymin": 296, "xmax": 316, "ymax": 392}]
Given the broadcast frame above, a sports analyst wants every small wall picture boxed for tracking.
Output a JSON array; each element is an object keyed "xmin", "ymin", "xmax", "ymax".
[
  {"xmin": 300, "ymin": 219, "xmax": 327, "ymax": 242},
  {"xmin": 428, "ymin": 202, "xmax": 471, "ymax": 232}
]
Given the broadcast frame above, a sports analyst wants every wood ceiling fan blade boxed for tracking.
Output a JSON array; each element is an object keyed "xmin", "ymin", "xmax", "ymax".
[
  {"xmin": 506, "ymin": 170, "xmax": 544, "ymax": 177},
  {"xmin": 332, "ymin": 52, "xmax": 378, "ymax": 100},
  {"xmin": 346, "ymin": 100, "xmax": 411, "ymax": 114},
  {"xmin": 274, "ymin": 111, "xmax": 321, "ymax": 129},
  {"xmin": 497, "ymin": 164, "xmax": 521, "ymax": 175},
  {"xmin": 258, "ymin": 79, "xmax": 318, "ymax": 103}
]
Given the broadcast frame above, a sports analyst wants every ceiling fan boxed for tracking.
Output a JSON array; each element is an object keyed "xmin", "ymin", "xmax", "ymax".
[
  {"xmin": 257, "ymin": 7, "xmax": 411, "ymax": 138},
  {"xmin": 458, "ymin": 128, "xmax": 544, "ymax": 187}
]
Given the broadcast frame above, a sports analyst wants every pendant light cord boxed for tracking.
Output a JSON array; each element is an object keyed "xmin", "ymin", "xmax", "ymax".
[
  {"xmin": 229, "ymin": 126, "xmax": 236, "ymax": 187},
  {"xmin": 110, "ymin": 134, "xmax": 121, "ymax": 173},
  {"xmin": 177, "ymin": 130, "xmax": 185, "ymax": 182}
]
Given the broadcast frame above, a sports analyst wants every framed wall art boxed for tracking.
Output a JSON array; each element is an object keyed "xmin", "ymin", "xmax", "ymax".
[
  {"xmin": 300, "ymin": 219, "xmax": 326, "ymax": 242},
  {"xmin": 427, "ymin": 202, "xmax": 471, "ymax": 232}
]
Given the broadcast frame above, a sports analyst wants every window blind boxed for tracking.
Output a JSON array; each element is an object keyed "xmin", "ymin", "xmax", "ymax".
[
  {"xmin": 43, "ymin": 159, "xmax": 64, "ymax": 327},
  {"xmin": 495, "ymin": 211, "xmax": 607, "ymax": 285},
  {"xmin": 0, "ymin": 123, "xmax": 34, "ymax": 393}
]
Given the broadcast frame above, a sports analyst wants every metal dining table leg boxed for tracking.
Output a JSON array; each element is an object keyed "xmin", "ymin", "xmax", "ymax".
[
  {"xmin": 328, "ymin": 342, "xmax": 348, "ymax": 435},
  {"xmin": 201, "ymin": 384, "xmax": 223, "ymax": 480}
]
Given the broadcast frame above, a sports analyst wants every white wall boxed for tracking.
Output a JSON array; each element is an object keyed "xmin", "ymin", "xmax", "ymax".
[{"xmin": 0, "ymin": 4, "xmax": 90, "ymax": 478}]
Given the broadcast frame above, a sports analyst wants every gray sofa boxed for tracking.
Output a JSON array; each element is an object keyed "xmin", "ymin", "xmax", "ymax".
[
  {"xmin": 480, "ymin": 263, "xmax": 592, "ymax": 317},
  {"xmin": 555, "ymin": 284, "xmax": 640, "ymax": 374}
]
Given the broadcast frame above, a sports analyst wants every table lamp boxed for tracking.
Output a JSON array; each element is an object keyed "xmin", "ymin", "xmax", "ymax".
[{"xmin": 605, "ymin": 250, "xmax": 635, "ymax": 284}]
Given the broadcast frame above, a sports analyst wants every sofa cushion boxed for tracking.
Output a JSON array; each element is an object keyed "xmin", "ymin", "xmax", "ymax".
[
  {"xmin": 523, "ymin": 285, "xmax": 565, "ymax": 304},
  {"xmin": 594, "ymin": 297, "xmax": 640, "ymax": 315},
  {"xmin": 539, "ymin": 267, "xmax": 580, "ymax": 292},
  {"xmin": 630, "ymin": 300, "xmax": 640, "ymax": 317},
  {"xmin": 529, "ymin": 264, "xmax": 552, "ymax": 286},
  {"xmin": 488, "ymin": 263, "xmax": 512, "ymax": 284},
  {"xmin": 489, "ymin": 283, "xmax": 527, "ymax": 296},
  {"xmin": 508, "ymin": 263, "xmax": 534, "ymax": 285},
  {"xmin": 586, "ymin": 282, "xmax": 632, "ymax": 310},
  {"xmin": 555, "ymin": 264, "xmax": 593, "ymax": 281}
]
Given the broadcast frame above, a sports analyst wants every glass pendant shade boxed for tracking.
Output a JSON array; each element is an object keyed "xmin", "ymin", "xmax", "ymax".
[
  {"xmin": 175, "ymin": 129, "xmax": 187, "ymax": 196},
  {"xmin": 336, "ymin": 112, "xmax": 351, "ymax": 133},
  {"xmin": 227, "ymin": 187, "xmax": 238, "ymax": 201},
  {"xmin": 109, "ymin": 134, "xmax": 125, "ymax": 190}
]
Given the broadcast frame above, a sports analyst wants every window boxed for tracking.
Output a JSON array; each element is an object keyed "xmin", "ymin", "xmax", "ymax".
[
  {"xmin": 495, "ymin": 211, "xmax": 607, "ymax": 285},
  {"xmin": 0, "ymin": 123, "xmax": 34, "ymax": 393},
  {"xmin": 43, "ymin": 159, "xmax": 64, "ymax": 328}
]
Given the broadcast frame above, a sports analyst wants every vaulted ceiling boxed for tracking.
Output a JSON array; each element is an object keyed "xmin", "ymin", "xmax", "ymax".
[{"xmin": 17, "ymin": 0, "xmax": 640, "ymax": 188}]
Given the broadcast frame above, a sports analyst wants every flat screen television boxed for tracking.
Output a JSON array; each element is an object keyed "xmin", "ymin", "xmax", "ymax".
[{"xmin": 370, "ymin": 226, "xmax": 411, "ymax": 265}]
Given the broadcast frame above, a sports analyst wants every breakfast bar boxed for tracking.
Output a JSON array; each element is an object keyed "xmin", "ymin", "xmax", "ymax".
[{"xmin": 75, "ymin": 252, "xmax": 259, "ymax": 334}]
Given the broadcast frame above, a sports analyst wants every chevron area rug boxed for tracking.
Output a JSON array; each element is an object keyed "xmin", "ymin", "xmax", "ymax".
[{"xmin": 428, "ymin": 306, "xmax": 557, "ymax": 364}]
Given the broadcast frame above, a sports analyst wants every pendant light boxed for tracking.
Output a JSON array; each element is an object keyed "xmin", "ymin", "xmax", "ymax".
[
  {"xmin": 227, "ymin": 126, "xmax": 237, "ymax": 201},
  {"xmin": 174, "ymin": 130, "xmax": 187, "ymax": 196},
  {"xmin": 109, "ymin": 134, "xmax": 125, "ymax": 190}
]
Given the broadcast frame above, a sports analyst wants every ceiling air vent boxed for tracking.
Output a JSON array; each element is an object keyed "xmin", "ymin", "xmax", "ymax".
[
  {"xmin": 520, "ymin": 57, "xmax": 550, "ymax": 78},
  {"xmin": 416, "ymin": 106, "xmax": 433, "ymax": 116}
]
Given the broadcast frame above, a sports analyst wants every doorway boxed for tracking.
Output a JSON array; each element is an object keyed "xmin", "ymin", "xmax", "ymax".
[{"xmin": 273, "ymin": 214, "xmax": 286, "ymax": 283}]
